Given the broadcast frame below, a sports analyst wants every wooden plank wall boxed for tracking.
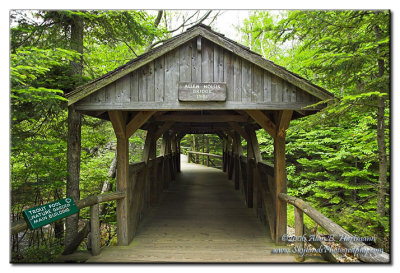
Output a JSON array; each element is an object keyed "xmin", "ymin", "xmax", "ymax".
[{"xmin": 77, "ymin": 39, "xmax": 319, "ymax": 108}]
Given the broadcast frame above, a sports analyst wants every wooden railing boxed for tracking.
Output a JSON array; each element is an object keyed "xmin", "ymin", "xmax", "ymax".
[
  {"xmin": 279, "ymin": 193, "xmax": 390, "ymax": 263},
  {"xmin": 223, "ymin": 149, "xmax": 389, "ymax": 263},
  {"xmin": 187, "ymin": 151, "xmax": 223, "ymax": 169},
  {"xmin": 10, "ymin": 152, "xmax": 181, "ymax": 258}
]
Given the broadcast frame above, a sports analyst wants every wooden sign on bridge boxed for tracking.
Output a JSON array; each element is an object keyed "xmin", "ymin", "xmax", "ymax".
[{"xmin": 178, "ymin": 82, "xmax": 226, "ymax": 101}]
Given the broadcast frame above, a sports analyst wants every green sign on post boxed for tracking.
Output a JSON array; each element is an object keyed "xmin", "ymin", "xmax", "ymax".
[{"xmin": 22, "ymin": 197, "xmax": 79, "ymax": 230}]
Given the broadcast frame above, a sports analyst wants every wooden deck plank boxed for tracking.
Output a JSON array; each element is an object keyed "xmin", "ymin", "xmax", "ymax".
[{"xmin": 84, "ymin": 157, "xmax": 324, "ymax": 263}]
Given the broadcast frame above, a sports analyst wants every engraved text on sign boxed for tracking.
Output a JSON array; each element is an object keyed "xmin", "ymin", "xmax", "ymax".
[{"xmin": 178, "ymin": 82, "xmax": 227, "ymax": 101}]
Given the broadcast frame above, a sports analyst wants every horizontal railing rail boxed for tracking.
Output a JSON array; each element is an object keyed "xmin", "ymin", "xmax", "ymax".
[
  {"xmin": 279, "ymin": 193, "xmax": 390, "ymax": 263},
  {"xmin": 187, "ymin": 151, "xmax": 223, "ymax": 158},
  {"xmin": 187, "ymin": 151, "xmax": 223, "ymax": 169}
]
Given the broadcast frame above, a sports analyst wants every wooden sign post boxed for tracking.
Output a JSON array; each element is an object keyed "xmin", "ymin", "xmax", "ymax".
[
  {"xmin": 178, "ymin": 82, "xmax": 226, "ymax": 101},
  {"xmin": 22, "ymin": 197, "xmax": 79, "ymax": 230}
]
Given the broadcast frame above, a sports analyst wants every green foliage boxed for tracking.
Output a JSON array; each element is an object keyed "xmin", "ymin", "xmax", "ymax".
[
  {"xmin": 10, "ymin": 9, "xmax": 165, "ymax": 262},
  {"xmin": 12, "ymin": 242, "xmax": 64, "ymax": 263},
  {"xmin": 274, "ymin": 10, "xmax": 390, "ymax": 95},
  {"xmin": 181, "ymin": 134, "xmax": 223, "ymax": 167},
  {"xmin": 240, "ymin": 10, "xmax": 390, "ymax": 248},
  {"xmin": 10, "ymin": 45, "xmax": 75, "ymax": 208}
]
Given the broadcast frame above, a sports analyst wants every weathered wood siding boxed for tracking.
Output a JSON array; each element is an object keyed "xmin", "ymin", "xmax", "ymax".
[{"xmin": 76, "ymin": 38, "xmax": 319, "ymax": 110}]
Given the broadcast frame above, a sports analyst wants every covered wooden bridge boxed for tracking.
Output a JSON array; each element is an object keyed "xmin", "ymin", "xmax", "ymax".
[{"xmin": 65, "ymin": 24, "xmax": 335, "ymax": 262}]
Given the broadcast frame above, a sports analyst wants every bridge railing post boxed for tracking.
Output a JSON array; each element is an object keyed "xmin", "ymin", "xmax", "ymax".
[
  {"xmin": 90, "ymin": 203, "xmax": 100, "ymax": 256},
  {"xmin": 294, "ymin": 207, "xmax": 304, "ymax": 262}
]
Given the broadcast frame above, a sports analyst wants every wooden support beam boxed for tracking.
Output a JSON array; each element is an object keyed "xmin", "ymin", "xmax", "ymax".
[
  {"xmin": 108, "ymin": 110, "xmax": 131, "ymax": 246},
  {"xmin": 161, "ymin": 132, "xmax": 172, "ymax": 189},
  {"xmin": 126, "ymin": 111, "xmax": 155, "ymax": 138},
  {"xmin": 142, "ymin": 125, "xmax": 158, "ymax": 163},
  {"xmin": 222, "ymin": 137, "xmax": 227, "ymax": 172},
  {"xmin": 141, "ymin": 126, "xmax": 158, "ymax": 207},
  {"xmin": 274, "ymin": 137, "xmax": 286, "ymax": 245},
  {"xmin": 115, "ymin": 136, "xmax": 130, "ymax": 245},
  {"xmin": 155, "ymin": 114, "xmax": 247, "ymax": 123},
  {"xmin": 295, "ymin": 110, "xmax": 306, "ymax": 116},
  {"xmin": 273, "ymin": 111, "xmax": 292, "ymax": 245},
  {"xmin": 247, "ymin": 125, "xmax": 262, "ymax": 164},
  {"xmin": 228, "ymin": 151, "xmax": 234, "ymax": 181},
  {"xmin": 176, "ymin": 139, "xmax": 181, "ymax": 172},
  {"xmin": 234, "ymin": 110, "xmax": 250, "ymax": 118},
  {"xmin": 228, "ymin": 122, "xmax": 249, "ymax": 141},
  {"xmin": 154, "ymin": 121, "xmax": 175, "ymax": 140},
  {"xmin": 223, "ymin": 129, "xmax": 234, "ymax": 139},
  {"xmin": 246, "ymin": 110, "xmax": 276, "ymax": 139},
  {"xmin": 91, "ymin": 110, "xmax": 106, "ymax": 117},
  {"xmin": 244, "ymin": 124, "xmax": 264, "ymax": 217},
  {"xmin": 177, "ymin": 132, "xmax": 186, "ymax": 141},
  {"xmin": 108, "ymin": 111, "xmax": 127, "ymax": 139},
  {"xmin": 225, "ymin": 135, "xmax": 233, "ymax": 175},
  {"xmin": 215, "ymin": 131, "xmax": 226, "ymax": 140},
  {"xmin": 160, "ymin": 132, "xmax": 168, "ymax": 157},
  {"xmin": 232, "ymin": 132, "xmax": 242, "ymax": 190},
  {"xmin": 276, "ymin": 110, "xmax": 293, "ymax": 138},
  {"xmin": 170, "ymin": 133, "xmax": 177, "ymax": 179},
  {"xmin": 152, "ymin": 111, "xmax": 167, "ymax": 118},
  {"xmin": 245, "ymin": 127, "xmax": 255, "ymax": 207}
]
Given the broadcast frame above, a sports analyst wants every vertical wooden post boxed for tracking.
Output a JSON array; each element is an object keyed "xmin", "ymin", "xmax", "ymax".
[
  {"xmin": 274, "ymin": 136, "xmax": 287, "ymax": 244},
  {"xmin": 108, "ymin": 110, "xmax": 155, "ymax": 246},
  {"xmin": 161, "ymin": 132, "xmax": 171, "ymax": 188},
  {"xmin": 108, "ymin": 111, "xmax": 130, "ymax": 246},
  {"xmin": 90, "ymin": 203, "xmax": 100, "ymax": 256},
  {"xmin": 222, "ymin": 138, "xmax": 227, "ymax": 172},
  {"xmin": 228, "ymin": 135, "xmax": 234, "ymax": 180},
  {"xmin": 171, "ymin": 133, "xmax": 177, "ymax": 178},
  {"xmin": 115, "ymin": 131, "xmax": 130, "ymax": 244},
  {"xmin": 245, "ymin": 125, "xmax": 262, "ymax": 209},
  {"xmin": 246, "ymin": 128, "xmax": 254, "ymax": 209},
  {"xmin": 142, "ymin": 125, "xmax": 157, "ymax": 162},
  {"xmin": 232, "ymin": 132, "xmax": 240, "ymax": 190},
  {"xmin": 226, "ymin": 136, "xmax": 232, "ymax": 175},
  {"xmin": 176, "ymin": 137, "xmax": 181, "ymax": 172},
  {"xmin": 228, "ymin": 135, "xmax": 237, "ymax": 179},
  {"xmin": 142, "ymin": 125, "xmax": 157, "ymax": 207},
  {"xmin": 168, "ymin": 133, "xmax": 175, "ymax": 181},
  {"xmin": 294, "ymin": 207, "xmax": 305, "ymax": 262},
  {"xmin": 274, "ymin": 110, "xmax": 292, "ymax": 245}
]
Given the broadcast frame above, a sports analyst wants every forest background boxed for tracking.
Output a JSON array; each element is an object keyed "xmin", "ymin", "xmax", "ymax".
[{"xmin": 7, "ymin": 9, "xmax": 391, "ymax": 262}]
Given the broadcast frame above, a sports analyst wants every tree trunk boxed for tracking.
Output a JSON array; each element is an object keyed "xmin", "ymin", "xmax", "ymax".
[
  {"xmin": 65, "ymin": 106, "xmax": 82, "ymax": 251},
  {"xmin": 62, "ymin": 152, "xmax": 117, "ymax": 255},
  {"xmin": 374, "ymin": 24, "xmax": 388, "ymax": 250},
  {"xmin": 376, "ymin": 96, "xmax": 387, "ymax": 217},
  {"xmin": 65, "ymin": 13, "xmax": 84, "ymax": 252}
]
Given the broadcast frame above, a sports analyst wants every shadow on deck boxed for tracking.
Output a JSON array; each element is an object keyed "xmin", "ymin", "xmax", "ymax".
[{"xmin": 65, "ymin": 156, "xmax": 324, "ymax": 263}]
